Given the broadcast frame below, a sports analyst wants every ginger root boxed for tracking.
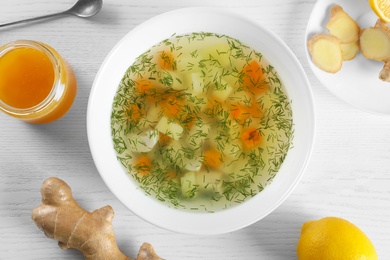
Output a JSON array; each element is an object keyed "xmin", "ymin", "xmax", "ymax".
[
  {"xmin": 307, "ymin": 34, "xmax": 343, "ymax": 73},
  {"xmin": 32, "ymin": 177, "xmax": 162, "ymax": 260},
  {"xmin": 380, "ymin": 60, "xmax": 390, "ymax": 81},
  {"xmin": 326, "ymin": 5, "xmax": 360, "ymax": 61},
  {"xmin": 340, "ymin": 42, "xmax": 360, "ymax": 61},
  {"xmin": 360, "ymin": 19, "xmax": 390, "ymax": 82},
  {"xmin": 308, "ymin": 5, "xmax": 360, "ymax": 73},
  {"xmin": 308, "ymin": 4, "xmax": 390, "ymax": 82},
  {"xmin": 360, "ymin": 20, "xmax": 390, "ymax": 61},
  {"xmin": 326, "ymin": 5, "xmax": 360, "ymax": 44}
]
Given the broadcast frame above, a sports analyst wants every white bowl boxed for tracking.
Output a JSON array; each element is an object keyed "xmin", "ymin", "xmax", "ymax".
[{"xmin": 87, "ymin": 7, "xmax": 315, "ymax": 235}]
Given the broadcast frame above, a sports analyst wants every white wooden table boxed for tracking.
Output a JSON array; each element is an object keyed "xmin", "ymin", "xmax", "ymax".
[{"xmin": 1, "ymin": 0, "xmax": 389, "ymax": 259}]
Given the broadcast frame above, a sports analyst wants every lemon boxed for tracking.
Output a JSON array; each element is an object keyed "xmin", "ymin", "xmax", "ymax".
[
  {"xmin": 297, "ymin": 217, "xmax": 378, "ymax": 260},
  {"xmin": 369, "ymin": 0, "xmax": 390, "ymax": 23}
]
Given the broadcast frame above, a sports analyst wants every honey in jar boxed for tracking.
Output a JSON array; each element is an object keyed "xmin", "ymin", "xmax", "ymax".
[{"xmin": 0, "ymin": 40, "xmax": 77, "ymax": 123}]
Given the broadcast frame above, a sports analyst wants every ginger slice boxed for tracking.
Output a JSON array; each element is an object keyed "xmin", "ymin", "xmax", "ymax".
[
  {"xmin": 340, "ymin": 41, "xmax": 359, "ymax": 61},
  {"xmin": 308, "ymin": 34, "xmax": 343, "ymax": 73},
  {"xmin": 360, "ymin": 19, "xmax": 390, "ymax": 81},
  {"xmin": 374, "ymin": 19, "xmax": 390, "ymax": 82},
  {"xmin": 326, "ymin": 5, "xmax": 360, "ymax": 44},
  {"xmin": 32, "ymin": 177, "xmax": 162, "ymax": 260},
  {"xmin": 360, "ymin": 27, "xmax": 390, "ymax": 60}
]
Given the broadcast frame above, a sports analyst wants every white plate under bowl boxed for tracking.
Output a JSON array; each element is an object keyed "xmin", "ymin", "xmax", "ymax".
[
  {"xmin": 305, "ymin": 0, "xmax": 390, "ymax": 115},
  {"xmin": 87, "ymin": 7, "xmax": 315, "ymax": 235}
]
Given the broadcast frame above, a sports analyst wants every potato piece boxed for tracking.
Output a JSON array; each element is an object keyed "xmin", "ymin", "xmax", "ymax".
[
  {"xmin": 169, "ymin": 71, "xmax": 187, "ymax": 91},
  {"xmin": 187, "ymin": 121, "xmax": 210, "ymax": 149},
  {"xmin": 196, "ymin": 170, "xmax": 223, "ymax": 194},
  {"xmin": 326, "ymin": 5, "xmax": 360, "ymax": 44},
  {"xmin": 213, "ymin": 78, "xmax": 233, "ymax": 101},
  {"xmin": 191, "ymin": 72, "xmax": 205, "ymax": 94},
  {"xmin": 340, "ymin": 41, "xmax": 359, "ymax": 61},
  {"xmin": 360, "ymin": 27, "xmax": 390, "ymax": 61},
  {"xmin": 207, "ymin": 43, "xmax": 231, "ymax": 68},
  {"xmin": 146, "ymin": 105, "xmax": 162, "ymax": 124},
  {"xmin": 180, "ymin": 171, "xmax": 198, "ymax": 198},
  {"xmin": 183, "ymin": 156, "xmax": 203, "ymax": 171},
  {"xmin": 130, "ymin": 129, "xmax": 159, "ymax": 153},
  {"xmin": 176, "ymin": 56, "xmax": 199, "ymax": 72},
  {"xmin": 308, "ymin": 34, "xmax": 343, "ymax": 73},
  {"xmin": 155, "ymin": 116, "xmax": 183, "ymax": 140}
]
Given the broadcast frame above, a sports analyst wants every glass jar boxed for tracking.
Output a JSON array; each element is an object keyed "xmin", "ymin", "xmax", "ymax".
[{"xmin": 0, "ymin": 40, "xmax": 77, "ymax": 123}]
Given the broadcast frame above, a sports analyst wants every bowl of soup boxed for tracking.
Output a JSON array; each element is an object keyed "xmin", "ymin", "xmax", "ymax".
[{"xmin": 87, "ymin": 7, "xmax": 314, "ymax": 235}]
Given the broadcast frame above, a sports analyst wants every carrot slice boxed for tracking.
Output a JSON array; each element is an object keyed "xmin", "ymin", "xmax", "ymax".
[
  {"xmin": 230, "ymin": 104, "xmax": 248, "ymax": 124},
  {"xmin": 133, "ymin": 79, "xmax": 157, "ymax": 104},
  {"xmin": 135, "ymin": 79, "xmax": 153, "ymax": 94},
  {"xmin": 159, "ymin": 51, "xmax": 176, "ymax": 70},
  {"xmin": 125, "ymin": 103, "xmax": 143, "ymax": 122},
  {"xmin": 158, "ymin": 132, "xmax": 172, "ymax": 147},
  {"xmin": 204, "ymin": 149, "xmax": 223, "ymax": 169},
  {"xmin": 230, "ymin": 101, "xmax": 262, "ymax": 126},
  {"xmin": 204, "ymin": 97, "xmax": 223, "ymax": 117},
  {"xmin": 165, "ymin": 171, "xmax": 178, "ymax": 180},
  {"xmin": 133, "ymin": 155, "xmax": 152, "ymax": 176},
  {"xmin": 241, "ymin": 127, "xmax": 263, "ymax": 149},
  {"xmin": 160, "ymin": 93, "xmax": 184, "ymax": 118},
  {"xmin": 242, "ymin": 60, "xmax": 268, "ymax": 95}
]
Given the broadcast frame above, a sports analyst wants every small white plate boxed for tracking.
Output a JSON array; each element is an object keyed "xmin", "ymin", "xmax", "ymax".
[
  {"xmin": 88, "ymin": 7, "xmax": 314, "ymax": 235},
  {"xmin": 305, "ymin": 0, "xmax": 390, "ymax": 115}
]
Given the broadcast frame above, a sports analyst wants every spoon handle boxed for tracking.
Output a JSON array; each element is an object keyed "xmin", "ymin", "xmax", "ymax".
[{"xmin": 0, "ymin": 11, "xmax": 68, "ymax": 28}]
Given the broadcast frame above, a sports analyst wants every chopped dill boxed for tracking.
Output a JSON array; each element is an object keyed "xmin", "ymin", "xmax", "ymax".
[{"xmin": 111, "ymin": 32, "xmax": 294, "ymax": 212}]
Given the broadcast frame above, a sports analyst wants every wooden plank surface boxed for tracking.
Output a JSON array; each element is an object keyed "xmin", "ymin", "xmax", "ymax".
[{"xmin": 0, "ymin": 0, "xmax": 389, "ymax": 259}]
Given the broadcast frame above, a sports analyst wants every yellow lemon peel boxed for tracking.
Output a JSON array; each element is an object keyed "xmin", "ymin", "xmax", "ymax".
[
  {"xmin": 370, "ymin": 0, "xmax": 390, "ymax": 23},
  {"xmin": 297, "ymin": 217, "xmax": 378, "ymax": 260}
]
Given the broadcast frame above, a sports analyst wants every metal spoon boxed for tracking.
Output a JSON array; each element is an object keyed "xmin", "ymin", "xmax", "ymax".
[{"xmin": 0, "ymin": 0, "xmax": 103, "ymax": 28}]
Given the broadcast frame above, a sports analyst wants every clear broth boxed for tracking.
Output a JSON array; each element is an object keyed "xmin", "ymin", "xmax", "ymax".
[{"xmin": 111, "ymin": 32, "xmax": 293, "ymax": 212}]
